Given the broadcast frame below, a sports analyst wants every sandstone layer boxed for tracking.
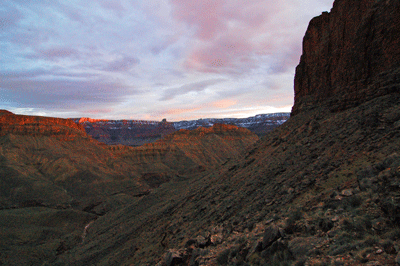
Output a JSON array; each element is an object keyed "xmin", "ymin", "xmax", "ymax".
[{"xmin": 0, "ymin": 110, "xmax": 86, "ymax": 140}]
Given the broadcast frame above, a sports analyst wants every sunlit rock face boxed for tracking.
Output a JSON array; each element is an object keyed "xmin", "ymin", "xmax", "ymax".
[
  {"xmin": 292, "ymin": 0, "xmax": 400, "ymax": 116},
  {"xmin": 0, "ymin": 110, "xmax": 86, "ymax": 140}
]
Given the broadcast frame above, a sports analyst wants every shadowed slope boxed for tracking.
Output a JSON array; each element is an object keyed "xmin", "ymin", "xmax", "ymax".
[
  {"xmin": 0, "ymin": 112, "xmax": 260, "ymax": 265},
  {"xmin": 56, "ymin": 92, "xmax": 400, "ymax": 266}
]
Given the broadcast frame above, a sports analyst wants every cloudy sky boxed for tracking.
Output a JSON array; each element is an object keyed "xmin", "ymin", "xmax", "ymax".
[{"xmin": 1, "ymin": 0, "xmax": 333, "ymax": 121}]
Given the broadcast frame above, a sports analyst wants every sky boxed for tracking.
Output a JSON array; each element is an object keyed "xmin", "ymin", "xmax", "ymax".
[{"xmin": 0, "ymin": 0, "xmax": 333, "ymax": 121}]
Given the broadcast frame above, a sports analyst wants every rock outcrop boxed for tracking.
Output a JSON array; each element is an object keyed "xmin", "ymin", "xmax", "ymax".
[
  {"xmin": 292, "ymin": 0, "xmax": 400, "ymax": 115},
  {"xmin": 0, "ymin": 110, "xmax": 87, "ymax": 140}
]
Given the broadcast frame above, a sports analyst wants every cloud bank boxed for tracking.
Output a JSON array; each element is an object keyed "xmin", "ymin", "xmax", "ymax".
[{"xmin": 0, "ymin": 0, "xmax": 333, "ymax": 120}]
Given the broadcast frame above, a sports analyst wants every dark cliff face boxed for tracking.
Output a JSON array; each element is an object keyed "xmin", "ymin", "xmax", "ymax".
[{"xmin": 292, "ymin": 0, "xmax": 400, "ymax": 116}]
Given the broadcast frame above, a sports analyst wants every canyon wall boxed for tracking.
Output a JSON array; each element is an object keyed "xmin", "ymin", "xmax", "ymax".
[{"xmin": 292, "ymin": 0, "xmax": 400, "ymax": 115}]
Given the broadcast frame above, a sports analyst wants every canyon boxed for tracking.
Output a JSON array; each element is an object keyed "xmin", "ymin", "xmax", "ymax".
[
  {"xmin": 73, "ymin": 113, "xmax": 289, "ymax": 146},
  {"xmin": 0, "ymin": 0, "xmax": 400, "ymax": 265}
]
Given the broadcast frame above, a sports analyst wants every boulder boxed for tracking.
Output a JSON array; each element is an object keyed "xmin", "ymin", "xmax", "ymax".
[{"xmin": 262, "ymin": 224, "xmax": 281, "ymax": 250}]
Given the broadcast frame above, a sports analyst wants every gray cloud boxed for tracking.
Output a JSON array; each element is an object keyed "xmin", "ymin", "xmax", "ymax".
[
  {"xmin": 26, "ymin": 47, "xmax": 79, "ymax": 61},
  {"xmin": 0, "ymin": 71, "xmax": 135, "ymax": 112},
  {"xmin": 0, "ymin": 5, "xmax": 22, "ymax": 30},
  {"xmin": 160, "ymin": 79, "xmax": 226, "ymax": 101},
  {"xmin": 103, "ymin": 56, "xmax": 140, "ymax": 72}
]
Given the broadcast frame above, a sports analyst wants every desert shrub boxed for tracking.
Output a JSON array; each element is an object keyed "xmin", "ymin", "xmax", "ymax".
[
  {"xmin": 382, "ymin": 153, "xmax": 400, "ymax": 169},
  {"xmin": 357, "ymin": 165, "xmax": 377, "ymax": 180},
  {"xmin": 294, "ymin": 258, "xmax": 307, "ymax": 266},
  {"xmin": 362, "ymin": 235, "xmax": 379, "ymax": 246},
  {"xmin": 381, "ymin": 239, "xmax": 397, "ymax": 254},
  {"xmin": 270, "ymin": 250, "xmax": 293, "ymax": 266},
  {"xmin": 285, "ymin": 209, "xmax": 303, "ymax": 233},
  {"xmin": 317, "ymin": 217, "xmax": 334, "ymax": 232},
  {"xmin": 341, "ymin": 215, "xmax": 371, "ymax": 237},
  {"xmin": 323, "ymin": 199, "xmax": 341, "ymax": 210},
  {"xmin": 347, "ymin": 195, "xmax": 362, "ymax": 208},
  {"xmin": 216, "ymin": 244, "xmax": 248, "ymax": 266},
  {"xmin": 384, "ymin": 227, "xmax": 400, "ymax": 241},
  {"xmin": 330, "ymin": 233, "xmax": 380, "ymax": 257},
  {"xmin": 334, "ymin": 231, "xmax": 353, "ymax": 246},
  {"xmin": 247, "ymin": 252, "xmax": 264, "ymax": 266},
  {"xmin": 360, "ymin": 247, "xmax": 375, "ymax": 258},
  {"xmin": 330, "ymin": 243, "xmax": 356, "ymax": 256},
  {"xmin": 216, "ymin": 249, "xmax": 230, "ymax": 265}
]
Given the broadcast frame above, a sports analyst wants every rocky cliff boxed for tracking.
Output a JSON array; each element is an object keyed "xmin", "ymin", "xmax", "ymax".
[
  {"xmin": 0, "ymin": 110, "xmax": 87, "ymax": 140},
  {"xmin": 292, "ymin": 0, "xmax": 400, "ymax": 115}
]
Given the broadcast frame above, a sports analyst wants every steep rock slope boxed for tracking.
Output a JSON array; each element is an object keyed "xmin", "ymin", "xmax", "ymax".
[
  {"xmin": 292, "ymin": 0, "xmax": 400, "ymax": 115},
  {"xmin": 54, "ymin": 0, "xmax": 400, "ymax": 265}
]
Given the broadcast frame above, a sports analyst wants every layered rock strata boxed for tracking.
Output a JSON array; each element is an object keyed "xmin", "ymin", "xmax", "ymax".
[{"xmin": 292, "ymin": 0, "xmax": 400, "ymax": 115}]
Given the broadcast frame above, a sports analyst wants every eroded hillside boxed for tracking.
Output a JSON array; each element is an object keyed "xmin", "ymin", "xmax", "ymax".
[{"xmin": 0, "ymin": 112, "xmax": 258, "ymax": 265}]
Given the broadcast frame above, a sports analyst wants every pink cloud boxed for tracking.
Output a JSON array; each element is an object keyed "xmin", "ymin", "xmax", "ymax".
[
  {"xmin": 171, "ymin": 0, "xmax": 288, "ymax": 73},
  {"xmin": 212, "ymin": 99, "xmax": 237, "ymax": 109},
  {"xmin": 164, "ymin": 107, "xmax": 202, "ymax": 116},
  {"xmin": 97, "ymin": 0, "xmax": 125, "ymax": 13},
  {"xmin": 171, "ymin": 0, "xmax": 226, "ymax": 40},
  {"xmin": 143, "ymin": 107, "xmax": 202, "ymax": 120},
  {"xmin": 85, "ymin": 108, "xmax": 114, "ymax": 115},
  {"xmin": 184, "ymin": 33, "xmax": 254, "ymax": 73}
]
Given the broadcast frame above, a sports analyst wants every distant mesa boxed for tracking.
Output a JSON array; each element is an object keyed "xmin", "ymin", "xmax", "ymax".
[
  {"xmin": 77, "ymin": 117, "xmax": 110, "ymax": 123},
  {"xmin": 0, "ymin": 110, "xmax": 13, "ymax": 116},
  {"xmin": 73, "ymin": 113, "xmax": 290, "ymax": 146},
  {"xmin": 0, "ymin": 110, "xmax": 87, "ymax": 139}
]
